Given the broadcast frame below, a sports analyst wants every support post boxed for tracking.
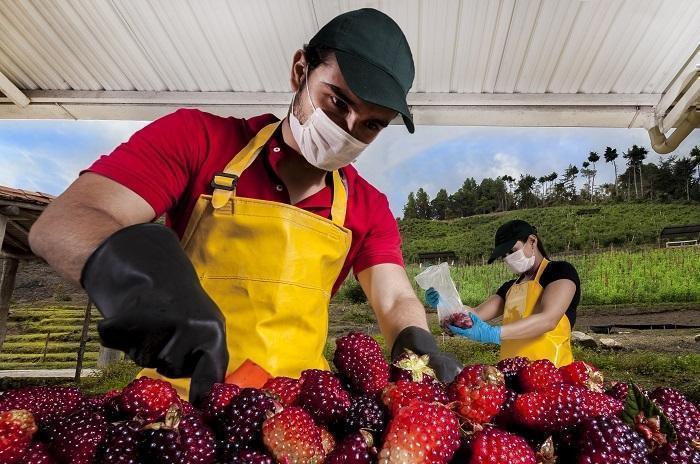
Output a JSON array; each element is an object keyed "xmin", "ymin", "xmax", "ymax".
[
  {"xmin": 97, "ymin": 346, "xmax": 123, "ymax": 369},
  {"xmin": 75, "ymin": 300, "xmax": 92, "ymax": 381},
  {"xmin": 0, "ymin": 257, "xmax": 18, "ymax": 350}
]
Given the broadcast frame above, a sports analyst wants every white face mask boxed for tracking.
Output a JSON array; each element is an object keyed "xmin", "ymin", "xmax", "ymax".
[
  {"xmin": 504, "ymin": 248, "xmax": 535, "ymax": 274},
  {"xmin": 289, "ymin": 69, "xmax": 368, "ymax": 171}
]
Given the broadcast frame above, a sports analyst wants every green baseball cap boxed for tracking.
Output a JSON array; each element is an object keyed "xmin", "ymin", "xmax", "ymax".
[
  {"xmin": 487, "ymin": 220, "xmax": 538, "ymax": 264},
  {"xmin": 309, "ymin": 8, "xmax": 415, "ymax": 133}
]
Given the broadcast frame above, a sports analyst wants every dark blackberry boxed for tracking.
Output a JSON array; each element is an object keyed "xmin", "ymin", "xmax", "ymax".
[
  {"xmin": 343, "ymin": 395, "xmax": 388, "ymax": 435},
  {"xmin": 651, "ymin": 440, "xmax": 700, "ymax": 464},
  {"xmin": 576, "ymin": 416, "xmax": 650, "ymax": 463},
  {"xmin": 100, "ymin": 419, "xmax": 142, "ymax": 464},
  {"xmin": 325, "ymin": 430, "xmax": 375, "ymax": 464},
  {"xmin": 48, "ymin": 409, "xmax": 108, "ymax": 464},
  {"xmin": 221, "ymin": 388, "xmax": 279, "ymax": 448},
  {"xmin": 649, "ymin": 387, "xmax": 700, "ymax": 441}
]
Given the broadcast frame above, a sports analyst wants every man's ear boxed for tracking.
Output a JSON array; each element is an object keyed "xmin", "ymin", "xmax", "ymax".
[{"xmin": 290, "ymin": 49, "xmax": 306, "ymax": 92}]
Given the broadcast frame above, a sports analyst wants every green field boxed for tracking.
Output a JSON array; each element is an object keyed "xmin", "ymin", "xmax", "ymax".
[
  {"xmin": 403, "ymin": 247, "xmax": 700, "ymax": 307},
  {"xmin": 399, "ymin": 203, "xmax": 700, "ymax": 263}
]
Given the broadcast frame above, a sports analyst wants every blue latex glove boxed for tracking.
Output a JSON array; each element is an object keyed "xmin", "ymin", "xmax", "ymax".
[
  {"xmin": 449, "ymin": 313, "xmax": 501, "ymax": 345},
  {"xmin": 425, "ymin": 287, "xmax": 441, "ymax": 309}
]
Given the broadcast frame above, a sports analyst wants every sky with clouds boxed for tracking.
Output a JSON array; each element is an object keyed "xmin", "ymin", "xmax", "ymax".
[{"xmin": 0, "ymin": 118, "xmax": 698, "ymax": 217}]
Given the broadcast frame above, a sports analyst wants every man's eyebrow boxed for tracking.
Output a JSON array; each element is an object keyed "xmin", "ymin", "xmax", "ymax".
[{"xmin": 324, "ymin": 82, "xmax": 357, "ymax": 108}]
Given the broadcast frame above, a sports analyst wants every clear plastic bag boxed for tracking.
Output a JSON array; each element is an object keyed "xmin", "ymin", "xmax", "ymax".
[{"xmin": 414, "ymin": 262, "xmax": 464, "ymax": 323}]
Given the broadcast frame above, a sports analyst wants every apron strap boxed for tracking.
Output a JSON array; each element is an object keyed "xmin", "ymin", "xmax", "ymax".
[
  {"xmin": 210, "ymin": 120, "xmax": 348, "ymax": 227},
  {"xmin": 212, "ymin": 122, "xmax": 281, "ymax": 209},
  {"xmin": 330, "ymin": 171, "xmax": 347, "ymax": 226},
  {"xmin": 533, "ymin": 258, "xmax": 550, "ymax": 283}
]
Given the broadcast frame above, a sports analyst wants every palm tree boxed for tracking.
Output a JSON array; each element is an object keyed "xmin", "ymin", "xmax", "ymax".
[
  {"xmin": 604, "ymin": 147, "xmax": 619, "ymax": 197},
  {"xmin": 587, "ymin": 151, "xmax": 600, "ymax": 202},
  {"xmin": 501, "ymin": 175, "xmax": 516, "ymax": 209},
  {"xmin": 690, "ymin": 145, "xmax": 700, "ymax": 194}
]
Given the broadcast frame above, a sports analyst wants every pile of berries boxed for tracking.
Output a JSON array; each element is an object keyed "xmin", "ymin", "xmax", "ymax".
[
  {"xmin": 0, "ymin": 332, "xmax": 698, "ymax": 463},
  {"xmin": 440, "ymin": 311, "xmax": 474, "ymax": 334}
]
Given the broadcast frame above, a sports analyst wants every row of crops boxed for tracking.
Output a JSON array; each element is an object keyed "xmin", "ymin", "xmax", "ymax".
[{"xmin": 400, "ymin": 246, "xmax": 700, "ymax": 307}]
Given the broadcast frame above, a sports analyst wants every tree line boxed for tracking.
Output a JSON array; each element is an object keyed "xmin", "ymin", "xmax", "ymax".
[{"xmin": 403, "ymin": 145, "xmax": 700, "ymax": 220}]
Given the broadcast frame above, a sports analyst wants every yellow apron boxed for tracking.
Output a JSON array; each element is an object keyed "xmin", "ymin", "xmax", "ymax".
[
  {"xmin": 500, "ymin": 258, "xmax": 574, "ymax": 367},
  {"xmin": 139, "ymin": 121, "xmax": 352, "ymax": 398}
]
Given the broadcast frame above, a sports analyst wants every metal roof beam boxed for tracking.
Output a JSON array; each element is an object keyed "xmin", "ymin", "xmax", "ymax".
[
  {"xmin": 0, "ymin": 100, "xmax": 655, "ymax": 129},
  {"xmin": 1, "ymin": 89, "xmax": 663, "ymax": 107},
  {"xmin": 0, "ymin": 70, "xmax": 29, "ymax": 108}
]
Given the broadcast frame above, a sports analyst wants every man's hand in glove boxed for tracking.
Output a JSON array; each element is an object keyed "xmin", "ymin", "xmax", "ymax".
[
  {"xmin": 391, "ymin": 326, "xmax": 463, "ymax": 383},
  {"xmin": 81, "ymin": 223, "xmax": 228, "ymax": 405}
]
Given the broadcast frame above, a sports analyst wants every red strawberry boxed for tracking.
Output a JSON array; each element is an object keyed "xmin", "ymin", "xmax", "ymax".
[
  {"xmin": 0, "ymin": 409, "xmax": 37, "ymax": 464},
  {"xmin": 389, "ymin": 350, "xmax": 440, "ymax": 385},
  {"xmin": 262, "ymin": 406, "xmax": 327, "ymax": 464},
  {"xmin": 297, "ymin": 370, "xmax": 351, "ymax": 425},
  {"xmin": 518, "ymin": 360, "xmax": 564, "ymax": 392},
  {"xmin": 469, "ymin": 428, "xmax": 536, "ymax": 464},
  {"xmin": 262, "ymin": 377, "xmax": 301, "ymax": 406},
  {"xmin": 0, "ymin": 386, "xmax": 83, "ymax": 426},
  {"xmin": 448, "ymin": 365, "xmax": 506, "ymax": 424},
  {"xmin": 326, "ymin": 430, "xmax": 376, "ymax": 464},
  {"xmin": 559, "ymin": 361, "xmax": 604, "ymax": 392},
  {"xmin": 333, "ymin": 332, "xmax": 390, "ymax": 395},
  {"xmin": 201, "ymin": 383, "xmax": 241, "ymax": 423},
  {"xmin": 48, "ymin": 409, "xmax": 107, "ymax": 464},
  {"xmin": 379, "ymin": 400, "xmax": 460, "ymax": 464},
  {"xmin": 118, "ymin": 377, "xmax": 180, "ymax": 421},
  {"xmin": 514, "ymin": 383, "xmax": 623, "ymax": 432},
  {"xmin": 381, "ymin": 380, "xmax": 448, "ymax": 416},
  {"xmin": 20, "ymin": 440, "xmax": 56, "ymax": 464}
]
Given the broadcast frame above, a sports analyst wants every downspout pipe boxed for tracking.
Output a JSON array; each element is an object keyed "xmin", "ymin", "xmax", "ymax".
[{"xmin": 648, "ymin": 110, "xmax": 700, "ymax": 154}]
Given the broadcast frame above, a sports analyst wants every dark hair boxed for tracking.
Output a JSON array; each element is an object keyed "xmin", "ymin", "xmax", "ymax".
[
  {"xmin": 302, "ymin": 43, "xmax": 334, "ymax": 72},
  {"xmin": 518, "ymin": 233, "xmax": 550, "ymax": 260}
]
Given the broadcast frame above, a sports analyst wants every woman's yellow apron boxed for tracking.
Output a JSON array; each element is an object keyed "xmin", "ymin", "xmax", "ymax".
[
  {"xmin": 500, "ymin": 258, "xmax": 574, "ymax": 367},
  {"xmin": 139, "ymin": 121, "xmax": 352, "ymax": 398}
]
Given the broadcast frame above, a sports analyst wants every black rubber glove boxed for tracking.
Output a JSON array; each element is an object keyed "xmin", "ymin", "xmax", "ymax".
[
  {"xmin": 81, "ymin": 223, "xmax": 228, "ymax": 406},
  {"xmin": 391, "ymin": 326, "xmax": 463, "ymax": 383}
]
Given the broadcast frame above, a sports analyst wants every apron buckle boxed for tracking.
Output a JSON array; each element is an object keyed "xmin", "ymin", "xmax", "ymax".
[{"xmin": 211, "ymin": 172, "xmax": 239, "ymax": 191}]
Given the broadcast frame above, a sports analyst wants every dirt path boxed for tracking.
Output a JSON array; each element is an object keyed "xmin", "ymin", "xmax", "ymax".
[{"xmin": 329, "ymin": 302, "xmax": 700, "ymax": 354}]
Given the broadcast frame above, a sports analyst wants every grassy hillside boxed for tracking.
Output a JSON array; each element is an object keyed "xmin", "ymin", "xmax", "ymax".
[
  {"xmin": 0, "ymin": 306, "xmax": 101, "ymax": 371},
  {"xmin": 399, "ymin": 203, "xmax": 700, "ymax": 263}
]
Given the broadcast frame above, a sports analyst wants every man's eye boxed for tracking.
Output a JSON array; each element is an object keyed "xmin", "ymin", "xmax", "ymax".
[
  {"xmin": 366, "ymin": 121, "xmax": 380, "ymax": 131},
  {"xmin": 331, "ymin": 96, "xmax": 348, "ymax": 111}
]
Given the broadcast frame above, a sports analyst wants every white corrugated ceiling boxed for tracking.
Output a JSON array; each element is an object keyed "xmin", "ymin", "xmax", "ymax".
[{"xmin": 0, "ymin": 0, "xmax": 698, "ymax": 139}]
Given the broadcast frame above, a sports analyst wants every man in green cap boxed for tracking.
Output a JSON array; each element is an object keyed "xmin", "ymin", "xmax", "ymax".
[{"xmin": 30, "ymin": 8, "xmax": 462, "ymax": 404}]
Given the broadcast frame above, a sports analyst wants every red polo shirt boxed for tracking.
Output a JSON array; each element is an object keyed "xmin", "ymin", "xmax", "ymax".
[{"xmin": 85, "ymin": 108, "xmax": 404, "ymax": 294}]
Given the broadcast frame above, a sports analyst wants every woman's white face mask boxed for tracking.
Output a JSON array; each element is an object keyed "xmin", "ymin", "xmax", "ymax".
[
  {"xmin": 289, "ymin": 68, "xmax": 368, "ymax": 171},
  {"xmin": 504, "ymin": 244, "xmax": 535, "ymax": 274}
]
